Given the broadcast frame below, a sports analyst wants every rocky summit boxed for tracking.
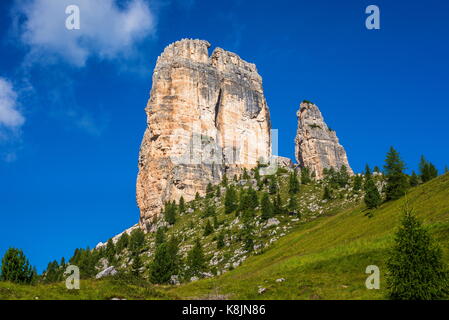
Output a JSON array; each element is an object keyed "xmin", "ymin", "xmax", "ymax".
[
  {"xmin": 136, "ymin": 39, "xmax": 272, "ymax": 227},
  {"xmin": 295, "ymin": 101, "xmax": 353, "ymax": 179}
]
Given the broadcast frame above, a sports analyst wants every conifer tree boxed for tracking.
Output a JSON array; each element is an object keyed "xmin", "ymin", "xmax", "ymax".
[
  {"xmin": 131, "ymin": 254, "xmax": 143, "ymax": 277},
  {"xmin": 105, "ymin": 238, "xmax": 116, "ymax": 265},
  {"xmin": 179, "ymin": 196, "xmax": 186, "ymax": 214},
  {"xmin": 203, "ymin": 201, "xmax": 216, "ymax": 217},
  {"xmin": 129, "ymin": 228, "xmax": 145, "ymax": 255},
  {"xmin": 206, "ymin": 183, "xmax": 214, "ymax": 198},
  {"xmin": 337, "ymin": 165, "xmax": 350, "ymax": 188},
  {"xmin": 373, "ymin": 166, "xmax": 381, "ymax": 173},
  {"xmin": 384, "ymin": 147, "xmax": 409, "ymax": 201},
  {"xmin": 247, "ymin": 186, "xmax": 259, "ymax": 210},
  {"xmin": 216, "ymin": 187, "xmax": 221, "ymax": 198},
  {"xmin": 353, "ymin": 174, "xmax": 363, "ymax": 191},
  {"xmin": 241, "ymin": 221, "xmax": 255, "ymax": 252},
  {"xmin": 1, "ymin": 248, "xmax": 36, "ymax": 284},
  {"xmin": 273, "ymin": 192, "xmax": 284, "ymax": 215},
  {"xmin": 288, "ymin": 170, "xmax": 300, "ymax": 194},
  {"xmin": 323, "ymin": 185, "xmax": 332, "ymax": 200},
  {"xmin": 268, "ymin": 176, "xmax": 278, "ymax": 195},
  {"xmin": 217, "ymin": 232, "xmax": 225, "ymax": 249},
  {"xmin": 222, "ymin": 174, "xmax": 228, "ymax": 187},
  {"xmin": 149, "ymin": 235, "xmax": 179, "ymax": 284},
  {"xmin": 409, "ymin": 171, "xmax": 420, "ymax": 187},
  {"xmin": 364, "ymin": 177, "xmax": 382, "ymax": 209},
  {"xmin": 301, "ymin": 167, "xmax": 312, "ymax": 185},
  {"xmin": 288, "ymin": 194, "xmax": 298, "ymax": 213},
  {"xmin": 186, "ymin": 239, "xmax": 206, "ymax": 278},
  {"xmin": 164, "ymin": 201, "xmax": 177, "ymax": 225},
  {"xmin": 213, "ymin": 215, "xmax": 219, "ymax": 229},
  {"xmin": 242, "ymin": 168, "xmax": 250, "ymax": 180},
  {"xmin": 260, "ymin": 192, "xmax": 273, "ymax": 220},
  {"xmin": 116, "ymin": 232, "xmax": 130, "ymax": 253},
  {"xmin": 419, "ymin": 155, "xmax": 438, "ymax": 183},
  {"xmin": 195, "ymin": 192, "xmax": 200, "ymax": 201},
  {"xmin": 445, "ymin": 166, "xmax": 449, "ymax": 174},
  {"xmin": 203, "ymin": 219, "xmax": 214, "ymax": 236},
  {"xmin": 254, "ymin": 167, "xmax": 262, "ymax": 190},
  {"xmin": 155, "ymin": 227, "xmax": 165, "ymax": 247},
  {"xmin": 387, "ymin": 203, "xmax": 449, "ymax": 300},
  {"xmin": 224, "ymin": 185, "xmax": 238, "ymax": 214}
]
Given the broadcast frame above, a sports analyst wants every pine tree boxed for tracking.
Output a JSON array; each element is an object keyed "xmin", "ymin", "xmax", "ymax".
[
  {"xmin": 419, "ymin": 155, "xmax": 438, "ymax": 183},
  {"xmin": 365, "ymin": 164, "xmax": 372, "ymax": 177},
  {"xmin": 254, "ymin": 167, "xmax": 262, "ymax": 190},
  {"xmin": 224, "ymin": 186, "xmax": 238, "ymax": 214},
  {"xmin": 260, "ymin": 192, "xmax": 273, "ymax": 220},
  {"xmin": 364, "ymin": 177, "xmax": 382, "ymax": 209},
  {"xmin": 203, "ymin": 219, "xmax": 214, "ymax": 236},
  {"xmin": 44, "ymin": 260, "xmax": 62, "ymax": 283},
  {"xmin": 179, "ymin": 196, "xmax": 186, "ymax": 214},
  {"xmin": 164, "ymin": 201, "xmax": 177, "ymax": 225},
  {"xmin": 222, "ymin": 174, "xmax": 228, "ymax": 187},
  {"xmin": 273, "ymin": 192, "xmax": 284, "ymax": 215},
  {"xmin": 129, "ymin": 228, "xmax": 145, "ymax": 255},
  {"xmin": 445, "ymin": 166, "xmax": 449, "ymax": 174},
  {"xmin": 203, "ymin": 201, "xmax": 216, "ymax": 217},
  {"xmin": 323, "ymin": 185, "xmax": 332, "ymax": 200},
  {"xmin": 116, "ymin": 232, "xmax": 130, "ymax": 253},
  {"xmin": 217, "ymin": 232, "xmax": 225, "ymax": 249},
  {"xmin": 215, "ymin": 187, "xmax": 221, "ymax": 198},
  {"xmin": 206, "ymin": 183, "xmax": 214, "ymax": 198},
  {"xmin": 213, "ymin": 215, "xmax": 219, "ymax": 229},
  {"xmin": 105, "ymin": 238, "xmax": 116, "ymax": 265},
  {"xmin": 384, "ymin": 147, "xmax": 409, "ymax": 201},
  {"xmin": 247, "ymin": 186, "xmax": 259, "ymax": 210},
  {"xmin": 373, "ymin": 166, "xmax": 381, "ymax": 173},
  {"xmin": 288, "ymin": 194, "xmax": 298, "ymax": 213},
  {"xmin": 241, "ymin": 221, "xmax": 255, "ymax": 252},
  {"xmin": 353, "ymin": 174, "xmax": 363, "ymax": 191},
  {"xmin": 288, "ymin": 170, "xmax": 300, "ymax": 194},
  {"xmin": 149, "ymin": 236, "xmax": 179, "ymax": 284},
  {"xmin": 387, "ymin": 203, "xmax": 449, "ymax": 300},
  {"xmin": 195, "ymin": 192, "xmax": 200, "ymax": 201},
  {"xmin": 242, "ymin": 168, "xmax": 250, "ymax": 180},
  {"xmin": 301, "ymin": 167, "xmax": 312, "ymax": 185},
  {"xmin": 155, "ymin": 227, "xmax": 165, "ymax": 247},
  {"xmin": 268, "ymin": 176, "xmax": 278, "ymax": 195},
  {"xmin": 186, "ymin": 239, "xmax": 206, "ymax": 279},
  {"xmin": 337, "ymin": 165, "xmax": 350, "ymax": 188},
  {"xmin": 409, "ymin": 171, "xmax": 420, "ymax": 187},
  {"xmin": 131, "ymin": 254, "xmax": 143, "ymax": 277},
  {"xmin": 2, "ymin": 248, "xmax": 37, "ymax": 284}
]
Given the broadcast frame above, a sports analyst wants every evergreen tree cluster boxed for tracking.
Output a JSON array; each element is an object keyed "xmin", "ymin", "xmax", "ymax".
[
  {"xmin": 419, "ymin": 156, "xmax": 438, "ymax": 183},
  {"xmin": 1, "ymin": 248, "xmax": 37, "ymax": 284}
]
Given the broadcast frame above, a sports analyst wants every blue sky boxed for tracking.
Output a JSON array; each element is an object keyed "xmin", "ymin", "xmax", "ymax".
[{"xmin": 0, "ymin": 0, "xmax": 448, "ymax": 272}]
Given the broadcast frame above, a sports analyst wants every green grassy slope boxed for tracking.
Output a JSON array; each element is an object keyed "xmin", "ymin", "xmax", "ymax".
[
  {"xmin": 163, "ymin": 173, "xmax": 449, "ymax": 299},
  {"xmin": 2, "ymin": 173, "xmax": 449, "ymax": 300}
]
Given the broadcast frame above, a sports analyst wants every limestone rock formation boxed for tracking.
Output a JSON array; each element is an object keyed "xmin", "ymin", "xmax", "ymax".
[
  {"xmin": 136, "ymin": 39, "xmax": 272, "ymax": 227},
  {"xmin": 295, "ymin": 101, "xmax": 353, "ymax": 179}
]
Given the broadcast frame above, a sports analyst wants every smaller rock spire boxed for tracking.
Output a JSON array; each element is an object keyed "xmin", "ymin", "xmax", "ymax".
[{"xmin": 295, "ymin": 101, "xmax": 353, "ymax": 179}]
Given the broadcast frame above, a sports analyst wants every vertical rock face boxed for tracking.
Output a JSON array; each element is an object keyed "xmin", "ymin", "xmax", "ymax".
[
  {"xmin": 295, "ymin": 102, "xmax": 353, "ymax": 179},
  {"xmin": 136, "ymin": 39, "xmax": 271, "ymax": 226}
]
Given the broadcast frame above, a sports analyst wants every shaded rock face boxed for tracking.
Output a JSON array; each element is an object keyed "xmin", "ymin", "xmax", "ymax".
[
  {"xmin": 137, "ymin": 39, "xmax": 271, "ymax": 226},
  {"xmin": 295, "ymin": 102, "xmax": 353, "ymax": 179}
]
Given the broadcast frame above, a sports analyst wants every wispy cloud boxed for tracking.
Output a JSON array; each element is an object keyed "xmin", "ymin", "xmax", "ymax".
[
  {"xmin": 0, "ymin": 77, "xmax": 25, "ymax": 140},
  {"xmin": 13, "ymin": 0, "xmax": 157, "ymax": 67}
]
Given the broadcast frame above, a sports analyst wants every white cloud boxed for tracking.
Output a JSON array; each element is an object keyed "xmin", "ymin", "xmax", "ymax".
[
  {"xmin": 15, "ymin": 0, "xmax": 156, "ymax": 66},
  {"xmin": 0, "ymin": 77, "xmax": 25, "ymax": 135}
]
